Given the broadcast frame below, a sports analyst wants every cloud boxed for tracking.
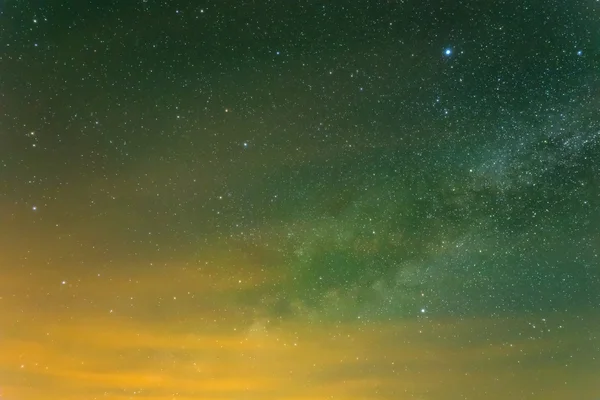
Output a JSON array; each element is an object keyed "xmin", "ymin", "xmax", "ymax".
[{"xmin": 1, "ymin": 307, "xmax": 599, "ymax": 400}]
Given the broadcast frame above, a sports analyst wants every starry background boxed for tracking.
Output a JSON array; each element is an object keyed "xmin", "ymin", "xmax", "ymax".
[{"xmin": 1, "ymin": 0, "xmax": 600, "ymax": 399}]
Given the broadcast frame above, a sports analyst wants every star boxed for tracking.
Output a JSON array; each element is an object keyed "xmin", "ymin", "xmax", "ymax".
[{"xmin": 3, "ymin": 2, "xmax": 599, "ymax": 399}]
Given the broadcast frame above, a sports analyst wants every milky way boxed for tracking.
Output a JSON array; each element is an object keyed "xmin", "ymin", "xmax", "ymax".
[{"xmin": 1, "ymin": 0, "xmax": 599, "ymax": 399}]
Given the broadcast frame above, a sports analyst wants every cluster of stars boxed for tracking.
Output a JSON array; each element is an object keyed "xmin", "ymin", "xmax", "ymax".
[{"xmin": 1, "ymin": 0, "xmax": 598, "ymax": 399}]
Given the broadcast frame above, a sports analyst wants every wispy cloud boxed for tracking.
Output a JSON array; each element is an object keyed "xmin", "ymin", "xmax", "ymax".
[{"xmin": 1, "ymin": 307, "xmax": 598, "ymax": 400}]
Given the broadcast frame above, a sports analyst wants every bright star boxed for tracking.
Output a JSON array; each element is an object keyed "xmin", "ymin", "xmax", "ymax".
[
  {"xmin": 577, "ymin": 50, "xmax": 583, "ymax": 56},
  {"xmin": 444, "ymin": 48, "xmax": 452, "ymax": 56}
]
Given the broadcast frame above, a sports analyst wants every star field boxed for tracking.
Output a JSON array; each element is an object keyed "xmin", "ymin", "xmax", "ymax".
[{"xmin": 1, "ymin": 0, "xmax": 599, "ymax": 399}]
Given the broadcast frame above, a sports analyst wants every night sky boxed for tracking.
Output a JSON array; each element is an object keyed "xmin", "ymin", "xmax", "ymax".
[{"xmin": 1, "ymin": 0, "xmax": 600, "ymax": 399}]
